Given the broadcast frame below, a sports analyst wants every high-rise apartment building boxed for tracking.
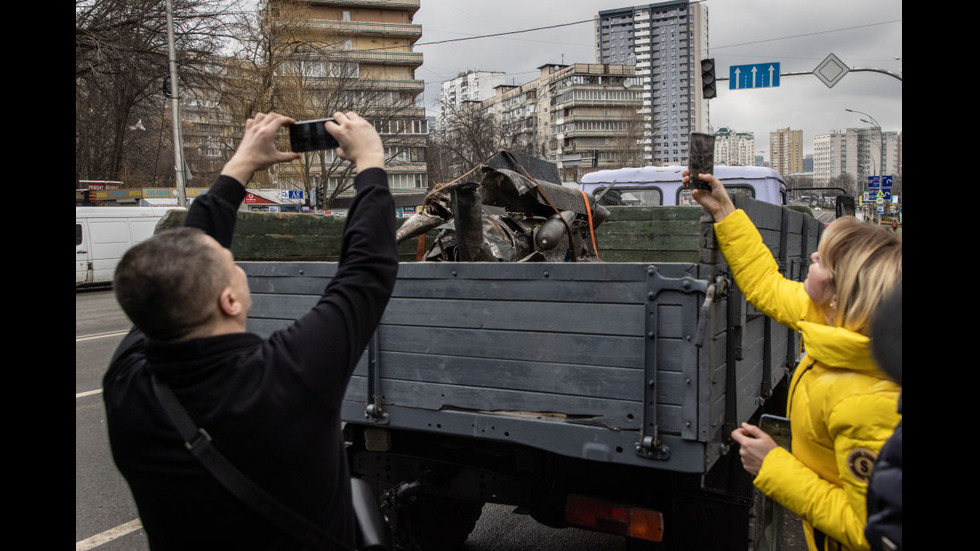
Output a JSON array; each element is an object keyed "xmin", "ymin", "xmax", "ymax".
[
  {"xmin": 713, "ymin": 127, "xmax": 755, "ymax": 166},
  {"xmin": 440, "ymin": 71, "xmax": 506, "ymax": 124},
  {"xmin": 595, "ymin": 1, "xmax": 710, "ymax": 166},
  {"xmin": 769, "ymin": 128, "xmax": 803, "ymax": 176},
  {"xmin": 813, "ymin": 128, "xmax": 900, "ymax": 190},
  {"xmin": 265, "ymin": 0, "xmax": 428, "ymax": 203}
]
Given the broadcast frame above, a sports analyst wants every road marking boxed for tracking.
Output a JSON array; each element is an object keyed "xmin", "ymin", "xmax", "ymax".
[
  {"xmin": 76, "ymin": 518, "xmax": 143, "ymax": 550},
  {"xmin": 76, "ymin": 330, "xmax": 129, "ymax": 342},
  {"xmin": 76, "ymin": 331, "xmax": 127, "ymax": 399}
]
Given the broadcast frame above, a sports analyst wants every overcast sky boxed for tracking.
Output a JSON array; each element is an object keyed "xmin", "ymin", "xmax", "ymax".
[{"xmin": 412, "ymin": 0, "xmax": 902, "ymax": 157}]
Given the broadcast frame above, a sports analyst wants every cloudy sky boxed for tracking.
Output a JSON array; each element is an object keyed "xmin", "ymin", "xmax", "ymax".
[{"xmin": 411, "ymin": 0, "xmax": 902, "ymax": 157}]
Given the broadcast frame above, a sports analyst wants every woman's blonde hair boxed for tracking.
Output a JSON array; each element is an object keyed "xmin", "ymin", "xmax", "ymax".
[{"xmin": 818, "ymin": 216, "xmax": 902, "ymax": 335}]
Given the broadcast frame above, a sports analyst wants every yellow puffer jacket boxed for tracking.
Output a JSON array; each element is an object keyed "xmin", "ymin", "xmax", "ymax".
[{"xmin": 714, "ymin": 210, "xmax": 901, "ymax": 551}]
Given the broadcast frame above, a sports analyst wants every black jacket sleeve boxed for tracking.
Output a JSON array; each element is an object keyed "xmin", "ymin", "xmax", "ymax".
[
  {"xmin": 183, "ymin": 175, "xmax": 247, "ymax": 247},
  {"xmin": 264, "ymin": 168, "xmax": 399, "ymax": 404}
]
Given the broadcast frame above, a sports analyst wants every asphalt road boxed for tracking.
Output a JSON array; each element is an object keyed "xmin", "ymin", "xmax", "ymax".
[
  {"xmin": 76, "ymin": 288, "xmax": 806, "ymax": 550},
  {"xmin": 76, "ymin": 288, "xmax": 150, "ymax": 550}
]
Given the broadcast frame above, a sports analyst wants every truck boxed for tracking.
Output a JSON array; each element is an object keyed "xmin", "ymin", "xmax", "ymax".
[
  {"xmin": 160, "ymin": 159, "xmax": 842, "ymax": 550},
  {"xmin": 578, "ymin": 165, "xmax": 789, "ymax": 207},
  {"xmin": 76, "ymin": 206, "xmax": 184, "ymax": 287}
]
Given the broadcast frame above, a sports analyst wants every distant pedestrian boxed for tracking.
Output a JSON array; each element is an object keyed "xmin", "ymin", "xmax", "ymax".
[
  {"xmin": 891, "ymin": 219, "xmax": 898, "ymax": 231},
  {"xmin": 687, "ymin": 169, "xmax": 902, "ymax": 551}
]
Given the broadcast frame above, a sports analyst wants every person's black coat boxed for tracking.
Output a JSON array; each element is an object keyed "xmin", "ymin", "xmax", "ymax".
[{"xmin": 865, "ymin": 284, "xmax": 902, "ymax": 551}]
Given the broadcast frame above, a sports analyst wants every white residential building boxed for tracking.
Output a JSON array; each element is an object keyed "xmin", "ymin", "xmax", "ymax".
[
  {"xmin": 440, "ymin": 71, "xmax": 507, "ymax": 125},
  {"xmin": 813, "ymin": 128, "xmax": 900, "ymax": 189},
  {"xmin": 713, "ymin": 127, "xmax": 755, "ymax": 166}
]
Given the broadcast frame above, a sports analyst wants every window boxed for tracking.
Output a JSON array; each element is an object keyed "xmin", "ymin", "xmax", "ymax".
[
  {"xmin": 76, "ymin": 224, "xmax": 83, "ymax": 246},
  {"xmin": 328, "ymin": 62, "xmax": 358, "ymax": 78},
  {"xmin": 597, "ymin": 187, "xmax": 662, "ymax": 206},
  {"xmin": 386, "ymin": 173, "xmax": 428, "ymax": 190}
]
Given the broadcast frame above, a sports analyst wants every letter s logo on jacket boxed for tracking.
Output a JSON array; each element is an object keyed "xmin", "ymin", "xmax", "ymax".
[{"xmin": 846, "ymin": 448, "xmax": 878, "ymax": 482}]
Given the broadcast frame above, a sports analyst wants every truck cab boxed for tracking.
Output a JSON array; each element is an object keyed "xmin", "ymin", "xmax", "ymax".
[{"xmin": 579, "ymin": 165, "xmax": 788, "ymax": 207}]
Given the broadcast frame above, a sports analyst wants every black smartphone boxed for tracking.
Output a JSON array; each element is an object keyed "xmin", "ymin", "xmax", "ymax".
[
  {"xmin": 760, "ymin": 414, "xmax": 791, "ymax": 450},
  {"xmin": 289, "ymin": 118, "xmax": 339, "ymax": 152},
  {"xmin": 687, "ymin": 132, "xmax": 715, "ymax": 190}
]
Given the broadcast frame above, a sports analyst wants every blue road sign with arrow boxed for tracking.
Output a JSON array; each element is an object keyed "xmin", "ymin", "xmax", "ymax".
[{"xmin": 729, "ymin": 63, "xmax": 780, "ymax": 89}]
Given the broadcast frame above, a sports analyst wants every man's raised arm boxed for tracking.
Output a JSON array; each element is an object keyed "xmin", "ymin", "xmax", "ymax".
[{"xmin": 185, "ymin": 113, "xmax": 301, "ymax": 247}]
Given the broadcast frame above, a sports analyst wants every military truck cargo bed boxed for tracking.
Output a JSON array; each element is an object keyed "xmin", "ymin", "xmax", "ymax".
[{"xmin": 237, "ymin": 195, "xmax": 823, "ymax": 477}]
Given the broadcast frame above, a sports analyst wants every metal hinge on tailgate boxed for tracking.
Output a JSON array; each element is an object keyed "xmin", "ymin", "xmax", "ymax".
[
  {"xmin": 364, "ymin": 331, "xmax": 389, "ymax": 424},
  {"xmin": 636, "ymin": 267, "xmax": 722, "ymax": 460}
]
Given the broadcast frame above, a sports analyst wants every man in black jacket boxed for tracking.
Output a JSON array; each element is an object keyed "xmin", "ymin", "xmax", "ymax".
[{"xmin": 104, "ymin": 111, "xmax": 398, "ymax": 550}]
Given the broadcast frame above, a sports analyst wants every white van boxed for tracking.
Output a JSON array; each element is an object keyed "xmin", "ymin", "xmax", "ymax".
[
  {"xmin": 75, "ymin": 207, "xmax": 184, "ymax": 287},
  {"xmin": 579, "ymin": 165, "xmax": 788, "ymax": 207}
]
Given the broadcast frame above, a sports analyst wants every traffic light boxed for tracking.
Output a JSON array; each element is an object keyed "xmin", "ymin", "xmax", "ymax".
[
  {"xmin": 315, "ymin": 185, "xmax": 324, "ymax": 208},
  {"xmin": 700, "ymin": 58, "xmax": 717, "ymax": 99}
]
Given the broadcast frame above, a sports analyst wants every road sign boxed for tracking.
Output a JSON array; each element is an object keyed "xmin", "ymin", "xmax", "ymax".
[
  {"xmin": 281, "ymin": 189, "xmax": 305, "ymax": 200},
  {"xmin": 866, "ymin": 176, "xmax": 893, "ymax": 200},
  {"xmin": 814, "ymin": 53, "xmax": 849, "ymax": 88},
  {"xmin": 729, "ymin": 63, "xmax": 780, "ymax": 89}
]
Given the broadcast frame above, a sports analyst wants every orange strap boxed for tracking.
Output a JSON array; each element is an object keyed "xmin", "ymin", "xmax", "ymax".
[
  {"xmin": 509, "ymin": 160, "xmax": 578, "ymax": 262},
  {"xmin": 415, "ymin": 233, "xmax": 426, "ymax": 262},
  {"xmin": 440, "ymin": 151, "xmax": 601, "ymax": 262},
  {"xmin": 578, "ymin": 189, "xmax": 600, "ymax": 262}
]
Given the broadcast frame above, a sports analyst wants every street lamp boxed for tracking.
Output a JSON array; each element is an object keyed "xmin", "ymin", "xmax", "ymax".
[
  {"xmin": 846, "ymin": 108, "xmax": 889, "ymax": 222},
  {"xmin": 845, "ymin": 108, "xmax": 885, "ymax": 182}
]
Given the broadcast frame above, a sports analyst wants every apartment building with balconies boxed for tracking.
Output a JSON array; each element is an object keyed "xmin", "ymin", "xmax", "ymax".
[
  {"xmin": 713, "ymin": 127, "xmax": 755, "ymax": 166},
  {"xmin": 813, "ymin": 128, "xmax": 900, "ymax": 190},
  {"xmin": 477, "ymin": 63, "xmax": 643, "ymax": 182},
  {"xmin": 769, "ymin": 127, "xmax": 803, "ymax": 177},
  {"xmin": 440, "ymin": 71, "xmax": 507, "ymax": 126},
  {"xmin": 595, "ymin": 1, "xmax": 709, "ymax": 166},
  {"xmin": 265, "ymin": 0, "xmax": 428, "ymax": 205}
]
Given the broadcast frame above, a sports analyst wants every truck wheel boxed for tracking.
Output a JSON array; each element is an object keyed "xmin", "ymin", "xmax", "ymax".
[{"xmin": 390, "ymin": 493, "xmax": 484, "ymax": 551}]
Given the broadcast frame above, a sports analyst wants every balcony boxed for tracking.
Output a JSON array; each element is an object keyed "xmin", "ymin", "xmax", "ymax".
[
  {"xmin": 306, "ymin": 0, "xmax": 420, "ymax": 15},
  {"xmin": 550, "ymin": 98, "xmax": 642, "ymax": 110},
  {"xmin": 302, "ymin": 19, "xmax": 422, "ymax": 41},
  {"xmin": 319, "ymin": 49, "xmax": 423, "ymax": 68}
]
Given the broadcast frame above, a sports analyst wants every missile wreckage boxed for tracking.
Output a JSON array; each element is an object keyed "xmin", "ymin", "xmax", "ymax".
[{"xmin": 396, "ymin": 151, "xmax": 610, "ymax": 262}]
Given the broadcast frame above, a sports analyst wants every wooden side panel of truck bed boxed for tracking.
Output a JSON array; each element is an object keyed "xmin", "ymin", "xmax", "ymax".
[
  {"xmin": 239, "ymin": 195, "xmax": 822, "ymax": 475},
  {"xmin": 244, "ymin": 260, "xmax": 716, "ymax": 472}
]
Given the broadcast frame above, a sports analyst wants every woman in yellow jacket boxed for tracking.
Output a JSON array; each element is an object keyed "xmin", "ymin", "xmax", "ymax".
[{"xmin": 687, "ymin": 170, "xmax": 901, "ymax": 551}]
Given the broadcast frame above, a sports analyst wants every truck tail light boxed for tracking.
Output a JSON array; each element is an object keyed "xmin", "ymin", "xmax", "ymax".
[{"xmin": 565, "ymin": 494, "xmax": 664, "ymax": 542}]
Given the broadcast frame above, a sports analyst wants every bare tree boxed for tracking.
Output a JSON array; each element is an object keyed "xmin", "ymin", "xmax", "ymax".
[
  {"xmin": 828, "ymin": 173, "xmax": 858, "ymax": 197},
  {"xmin": 427, "ymin": 102, "xmax": 507, "ymax": 183},
  {"xmin": 609, "ymin": 108, "xmax": 646, "ymax": 169},
  {"xmin": 75, "ymin": 0, "xmax": 238, "ymax": 188},
  {"xmin": 219, "ymin": 0, "xmax": 421, "ymax": 205}
]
